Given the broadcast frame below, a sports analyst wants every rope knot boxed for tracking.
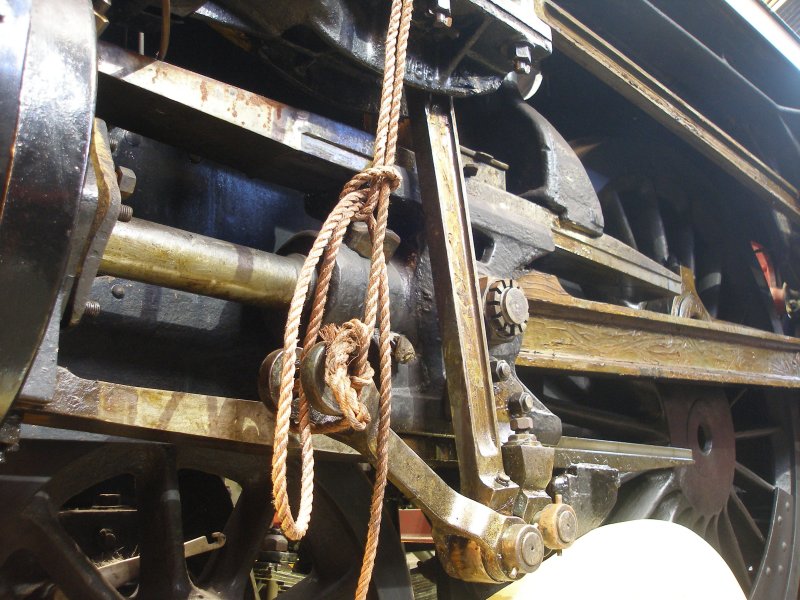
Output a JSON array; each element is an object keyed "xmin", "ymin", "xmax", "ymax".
[
  {"xmin": 319, "ymin": 320, "xmax": 374, "ymax": 431},
  {"xmin": 341, "ymin": 166, "xmax": 401, "ymax": 222}
]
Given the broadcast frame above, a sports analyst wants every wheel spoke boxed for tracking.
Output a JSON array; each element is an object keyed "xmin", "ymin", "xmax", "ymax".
[
  {"xmin": 718, "ymin": 506, "xmax": 752, "ymax": 590},
  {"xmin": 600, "ymin": 190, "xmax": 638, "ymax": 250},
  {"xmin": 652, "ymin": 490, "xmax": 688, "ymax": 522},
  {"xmin": 200, "ymin": 480, "xmax": 272, "ymax": 597},
  {"xmin": 637, "ymin": 180, "xmax": 670, "ymax": 265},
  {"xmin": 728, "ymin": 387, "xmax": 748, "ymax": 408},
  {"xmin": 610, "ymin": 470, "xmax": 677, "ymax": 521},
  {"xmin": 541, "ymin": 398, "xmax": 668, "ymax": 443},
  {"xmin": 728, "ymin": 491, "xmax": 766, "ymax": 545},
  {"xmin": 735, "ymin": 462, "xmax": 776, "ymax": 494},
  {"xmin": 135, "ymin": 447, "xmax": 192, "ymax": 598},
  {"xmin": 734, "ymin": 427, "xmax": 779, "ymax": 441},
  {"xmin": 704, "ymin": 514, "xmax": 721, "ymax": 552},
  {"xmin": 22, "ymin": 492, "xmax": 122, "ymax": 600}
]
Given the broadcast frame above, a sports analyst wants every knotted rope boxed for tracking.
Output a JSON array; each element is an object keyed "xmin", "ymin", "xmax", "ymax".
[{"xmin": 270, "ymin": 1, "xmax": 414, "ymax": 598}]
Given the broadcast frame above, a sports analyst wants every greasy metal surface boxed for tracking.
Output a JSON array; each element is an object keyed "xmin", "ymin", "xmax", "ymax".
[
  {"xmin": 554, "ymin": 436, "xmax": 693, "ymax": 472},
  {"xmin": 99, "ymin": 217, "xmax": 304, "ymax": 308},
  {"xmin": 96, "ymin": 42, "xmax": 417, "ymax": 201},
  {"xmin": 0, "ymin": 0, "xmax": 96, "ymax": 421},
  {"xmin": 535, "ymin": 0, "xmax": 800, "ymax": 225},
  {"xmin": 518, "ymin": 271, "xmax": 800, "ymax": 387},
  {"xmin": 26, "ymin": 368, "xmax": 355, "ymax": 458},
  {"xmin": 410, "ymin": 92, "xmax": 515, "ymax": 509}
]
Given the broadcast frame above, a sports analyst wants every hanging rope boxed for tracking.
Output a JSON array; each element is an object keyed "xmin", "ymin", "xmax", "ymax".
[{"xmin": 270, "ymin": 1, "xmax": 414, "ymax": 598}]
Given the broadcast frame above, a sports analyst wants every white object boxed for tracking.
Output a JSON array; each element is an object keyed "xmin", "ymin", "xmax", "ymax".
[{"xmin": 489, "ymin": 520, "xmax": 746, "ymax": 600}]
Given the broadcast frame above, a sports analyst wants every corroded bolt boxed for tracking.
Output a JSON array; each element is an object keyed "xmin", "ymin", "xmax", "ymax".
[
  {"xmin": 495, "ymin": 473, "xmax": 511, "ymax": 486},
  {"xmin": 500, "ymin": 522, "xmax": 544, "ymax": 577},
  {"xmin": 84, "ymin": 300, "xmax": 101, "ymax": 317},
  {"xmin": 508, "ymin": 392, "xmax": 534, "ymax": 416},
  {"xmin": 118, "ymin": 204, "xmax": 133, "ymax": 222},
  {"xmin": 536, "ymin": 497, "xmax": 578, "ymax": 550}
]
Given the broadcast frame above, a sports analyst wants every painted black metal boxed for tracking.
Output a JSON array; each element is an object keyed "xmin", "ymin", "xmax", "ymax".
[{"xmin": 0, "ymin": 0, "xmax": 96, "ymax": 420}]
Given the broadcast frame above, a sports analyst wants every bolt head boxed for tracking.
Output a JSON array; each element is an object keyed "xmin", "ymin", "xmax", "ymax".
[
  {"xmin": 115, "ymin": 166, "xmax": 137, "ymax": 199},
  {"xmin": 494, "ymin": 360, "xmax": 512, "ymax": 381}
]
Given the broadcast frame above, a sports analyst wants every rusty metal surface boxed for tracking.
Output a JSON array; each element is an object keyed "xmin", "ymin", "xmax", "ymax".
[
  {"xmin": 25, "ymin": 368, "xmax": 355, "ymax": 458},
  {"xmin": 518, "ymin": 271, "xmax": 800, "ymax": 387},
  {"xmin": 96, "ymin": 42, "xmax": 417, "ymax": 201},
  {"xmin": 100, "ymin": 217, "xmax": 304, "ymax": 308},
  {"xmin": 535, "ymin": 0, "xmax": 800, "ymax": 225},
  {"xmin": 410, "ymin": 92, "xmax": 516, "ymax": 510}
]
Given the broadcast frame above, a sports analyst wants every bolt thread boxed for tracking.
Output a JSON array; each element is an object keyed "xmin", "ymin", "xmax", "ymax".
[
  {"xmin": 118, "ymin": 204, "xmax": 133, "ymax": 222},
  {"xmin": 84, "ymin": 300, "xmax": 101, "ymax": 317}
]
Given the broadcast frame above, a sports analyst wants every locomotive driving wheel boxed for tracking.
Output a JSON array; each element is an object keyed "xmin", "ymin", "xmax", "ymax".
[
  {"xmin": 535, "ymin": 138, "xmax": 800, "ymax": 599},
  {"xmin": 0, "ymin": 434, "xmax": 412, "ymax": 600}
]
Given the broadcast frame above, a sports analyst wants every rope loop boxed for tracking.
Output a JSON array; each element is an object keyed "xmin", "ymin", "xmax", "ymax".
[{"xmin": 270, "ymin": 1, "xmax": 414, "ymax": 597}]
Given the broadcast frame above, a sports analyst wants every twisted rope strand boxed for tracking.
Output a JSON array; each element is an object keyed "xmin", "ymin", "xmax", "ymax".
[{"xmin": 270, "ymin": 1, "xmax": 414, "ymax": 597}]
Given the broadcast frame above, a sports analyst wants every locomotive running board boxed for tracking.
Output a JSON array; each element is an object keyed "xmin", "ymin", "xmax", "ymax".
[{"xmin": 518, "ymin": 271, "xmax": 800, "ymax": 388}]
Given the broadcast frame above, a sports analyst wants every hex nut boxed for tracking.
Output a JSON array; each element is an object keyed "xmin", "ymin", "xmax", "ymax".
[
  {"xmin": 500, "ymin": 522, "xmax": 544, "ymax": 577},
  {"xmin": 262, "ymin": 529, "xmax": 289, "ymax": 553},
  {"xmin": 509, "ymin": 416, "xmax": 534, "ymax": 432},
  {"xmin": 536, "ymin": 502, "xmax": 578, "ymax": 549}
]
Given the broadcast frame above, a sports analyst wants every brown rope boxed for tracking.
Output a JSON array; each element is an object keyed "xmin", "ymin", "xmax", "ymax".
[{"xmin": 270, "ymin": 1, "xmax": 414, "ymax": 598}]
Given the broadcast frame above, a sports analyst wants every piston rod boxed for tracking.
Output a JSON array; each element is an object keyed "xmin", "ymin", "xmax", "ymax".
[{"xmin": 99, "ymin": 217, "xmax": 302, "ymax": 308}]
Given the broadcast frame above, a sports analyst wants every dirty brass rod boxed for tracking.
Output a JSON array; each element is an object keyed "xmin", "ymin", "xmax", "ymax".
[{"xmin": 99, "ymin": 217, "xmax": 302, "ymax": 308}]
